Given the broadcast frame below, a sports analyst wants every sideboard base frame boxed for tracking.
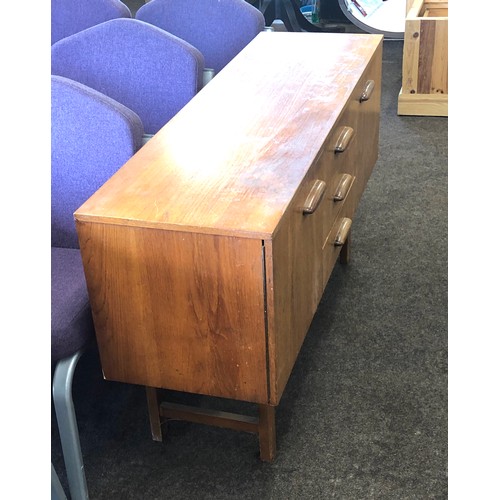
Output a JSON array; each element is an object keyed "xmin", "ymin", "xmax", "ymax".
[
  {"xmin": 144, "ymin": 239, "xmax": 353, "ymax": 461},
  {"xmin": 146, "ymin": 387, "xmax": 276, "ymax": 462}
]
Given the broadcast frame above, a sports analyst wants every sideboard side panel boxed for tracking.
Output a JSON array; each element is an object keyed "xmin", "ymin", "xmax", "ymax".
[{"xmin": 77, "ymin": 221, "xmax": 269, "ymax": 404}]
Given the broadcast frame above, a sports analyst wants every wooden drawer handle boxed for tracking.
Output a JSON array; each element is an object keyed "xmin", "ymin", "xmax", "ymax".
[
  {"xmin": 333, "ymin": 217, "xmax": 352, "ymax": 246},
  {"xmin": 333, "ymin": 174, "xmax": 354, "ymax": 202},
  {"xmin": 360, "ymin": 80, "xmax": 375, "ymax": 102},
  {"xmin": 333, "ymin": 126, "xmax": 355, "ymax": 153},
  {"xmin": 302, "ymin": 179, "xmax": 326, "ymax": 215}
]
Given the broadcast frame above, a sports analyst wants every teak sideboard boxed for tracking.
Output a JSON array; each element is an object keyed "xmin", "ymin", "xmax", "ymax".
[{"xmin": 75, "ymin": 32, "xmax": 383, "ymax": 461}]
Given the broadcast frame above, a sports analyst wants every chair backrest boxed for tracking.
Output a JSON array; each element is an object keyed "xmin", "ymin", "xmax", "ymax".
[
  {"xmin": 51, "ymin": 0, "xmax": 132, "ymax": 45},
  {"xmin": 51, "ymin": 18, "xmax": 204, "ymax": 136},
  {"xmin": 51, "ymin": 75, "xmax": 144, "ymax": 249},
  {"xmin": 136, "ymin": 0, "xmax": 265, "ymax": 74}
]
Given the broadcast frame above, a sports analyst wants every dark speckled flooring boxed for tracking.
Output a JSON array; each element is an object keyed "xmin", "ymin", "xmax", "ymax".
[{"xmin": 51, "ymin": 34, "xmax": 448, "ymax": 499}]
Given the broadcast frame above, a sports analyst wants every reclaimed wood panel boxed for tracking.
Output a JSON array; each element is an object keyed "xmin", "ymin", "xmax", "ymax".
[{"xmin": 398, "ymin": 0, "xmax": 448, "ymax": 116}]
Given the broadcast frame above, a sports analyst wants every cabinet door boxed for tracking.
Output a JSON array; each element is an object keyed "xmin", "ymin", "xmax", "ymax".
[{"xmin": 264, "ymin": 154, "xmax": 331, "ymax": 404}]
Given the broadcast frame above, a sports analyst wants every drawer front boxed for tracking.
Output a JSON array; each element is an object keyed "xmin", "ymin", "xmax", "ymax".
[
  {"xmin": 322, "ymin": 184, "xmax": 357, "ymax": 288},
  {"xmin": 319, "ymin": 107, "xmax": 358, "ymax": 245},
  {"xmin": 324, "ymin": 54, "xmax": 381, "ymax": 210}
]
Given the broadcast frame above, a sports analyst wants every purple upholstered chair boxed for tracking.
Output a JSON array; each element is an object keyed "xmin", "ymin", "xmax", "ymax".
[
  {"xmin": 51, "ymin": 18, "xmax": 204, "ymax": 138},
  {"xmin": 135, "ymin": 0, "xmax": 266, "ymax": 84},
  {"xmin": 51, "ymin": 75, "xmax": 143, "ymax": 500},
  {"xmin": 51, "ymin": 0, "xmax": 132, "ymax": 45}
]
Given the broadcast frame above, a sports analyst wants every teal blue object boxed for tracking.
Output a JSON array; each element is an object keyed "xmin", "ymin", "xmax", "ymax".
[
  {"xmin": 300, "ymin": 1, "xmax": 320, "ymax": 23},
  {"xmin": 311, "ymin": 0, "xmax": 320, "ymax": 23}
]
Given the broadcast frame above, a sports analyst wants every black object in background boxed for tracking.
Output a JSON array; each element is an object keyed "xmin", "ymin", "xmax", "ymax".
[{"xmin": 320, "ymin": 0, "xmax": 350, "ymax": 22}]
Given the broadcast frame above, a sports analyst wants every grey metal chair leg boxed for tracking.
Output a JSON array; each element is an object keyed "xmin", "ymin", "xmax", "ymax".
[
  {"xmin": 202, "ymin": 68, "xmax": 215, "ymax": 86},
  {"xmin": 51, "ymin": 463, "xmax": 68, "ymax": 500},
  {"xmin": 52, "ymin": 350, "xmax": 89, "ymax": 500}
]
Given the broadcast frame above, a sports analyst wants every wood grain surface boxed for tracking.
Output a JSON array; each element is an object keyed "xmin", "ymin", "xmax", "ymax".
[
  {"xmin": 75, "ymin": 32, "xmax": 383, "ymax": 240},
  {"xmin": 75, "ymin": 32, "xmax": 383, "ymax": 407}
]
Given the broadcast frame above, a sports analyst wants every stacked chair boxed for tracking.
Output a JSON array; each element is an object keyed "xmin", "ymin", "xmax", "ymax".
[
  {"xmin": 51, "ymin": 1, "xmax": 270, "ymax": 496},
  {"xmin": 51, "ymin": 0, "xmax": 132, "ymax": 44},
  {"xmin": 135, "ymin": 0, "xmax": 266, "ymax": 84},
  {"xmin": 51, "ymin": 18, "xmax": 204, "ymax": 139},
  {"xmin": 51, "ymin": 75, "xmax": 144, "ymax": 500}
]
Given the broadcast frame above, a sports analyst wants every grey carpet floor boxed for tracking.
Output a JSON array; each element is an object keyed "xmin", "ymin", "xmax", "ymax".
[{"xmin": 51, "ymin": 39, "xmax": 448, "ymax": 499}]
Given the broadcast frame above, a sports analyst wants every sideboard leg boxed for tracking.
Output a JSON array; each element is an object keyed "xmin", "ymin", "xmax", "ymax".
[
  {"xmin": 258, "ymin": 404, "xmax": 276, "ymax": 462},
  {"xmin": 146, "ymin": 386, "xmax": 163, "ymax": 442},
  {"xmin": 340, "ymin": 234, "xmax": 351, "ymax": 264}
]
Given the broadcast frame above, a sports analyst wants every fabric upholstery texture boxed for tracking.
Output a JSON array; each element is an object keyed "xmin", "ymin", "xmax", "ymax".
[
  {"xmin": 51, "ymin": 0, "xmax": 131, "ymax": 45},
  {"xmin": 51, "ymin": 75, "xmax": 143, "ymax": 363},
  {"xmin": 51, "ymin": 18, "xmax": 204, "ymax": 135},
  {"xmin": 51, "ymin": 247, "xmax": 94, "ymax": 362},
  {"xmin": 136, "ymin": 0, "xmax": 265, "ymax": 74},
  {"xmin": 51, "ymin": 75, "xmax": 144, "ymax": 249}
]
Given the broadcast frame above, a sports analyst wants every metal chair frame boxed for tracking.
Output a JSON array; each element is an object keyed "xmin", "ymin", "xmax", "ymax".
[{"xmin": 52, "ymin": 350, "xmax": 89, "ymax": 500}]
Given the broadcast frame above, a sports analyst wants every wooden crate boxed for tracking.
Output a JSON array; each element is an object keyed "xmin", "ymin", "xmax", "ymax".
[{"xmin": 398, "ymin": 0, "xmax": 448, "ymax": 116}]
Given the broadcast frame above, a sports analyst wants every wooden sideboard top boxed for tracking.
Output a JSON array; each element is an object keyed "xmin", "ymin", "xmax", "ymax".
[{"xmin": 75, "ymin": 32, "xmax": 383, "ymax": 240}]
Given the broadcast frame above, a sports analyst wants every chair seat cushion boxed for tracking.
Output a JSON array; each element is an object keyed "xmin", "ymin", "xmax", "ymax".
[{"xmin": 52, "ymin": 247, "xmax": 94, "ymax": 362}]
